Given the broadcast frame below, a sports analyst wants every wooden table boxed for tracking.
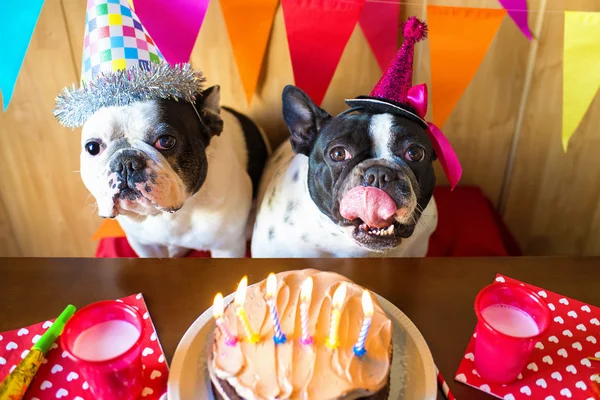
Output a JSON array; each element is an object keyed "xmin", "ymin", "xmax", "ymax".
[{"xmin": 1, "ymin": 257, "xmax": 598, "ymax": 399}]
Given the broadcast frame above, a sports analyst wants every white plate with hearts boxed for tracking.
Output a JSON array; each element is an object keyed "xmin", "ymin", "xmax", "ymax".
[{"xmin": 168, "ymin": 292, "xmax": 437, "ymax": 399}]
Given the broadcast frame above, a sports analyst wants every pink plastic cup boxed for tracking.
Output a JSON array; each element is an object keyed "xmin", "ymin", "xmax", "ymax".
[
  {"xmin": 474, "ymin": 282, "xmax": 551, "ymax": 384},
  {"xmin": 61, "ymin": 301, "xmax": 145, "ymax": 400}
]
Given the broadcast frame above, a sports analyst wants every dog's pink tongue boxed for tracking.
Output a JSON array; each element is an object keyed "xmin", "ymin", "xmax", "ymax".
[{"xmin": 339, "ymin": 186, "xmax": 397, "ymax": 228}]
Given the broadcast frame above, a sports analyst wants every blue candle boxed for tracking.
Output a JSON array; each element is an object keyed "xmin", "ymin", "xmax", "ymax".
[
  {"xmin": 353, "ymin": 291, "xmax": 374, "ymax": 357},
  {"xmin": 266, "ymin": 273, "xmax": 287, "ymax": 344}
]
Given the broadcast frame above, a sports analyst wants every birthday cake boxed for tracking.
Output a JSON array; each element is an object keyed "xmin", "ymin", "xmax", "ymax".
[{"xmin": 209, "ymin": 269, "xmax": 392, "ymax": 400}]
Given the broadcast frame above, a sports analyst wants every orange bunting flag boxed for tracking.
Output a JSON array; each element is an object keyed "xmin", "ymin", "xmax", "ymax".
[
  {"xmin": 220, "ymin": 0, "xmax": 279, "ymax": 103},
  {"xmin": 92, "ymin": 219, "xmax": 126, "ymax": 241},
  {"xmin": 427, "ymin": 6, "xmax": 506, "ymax": 127}
]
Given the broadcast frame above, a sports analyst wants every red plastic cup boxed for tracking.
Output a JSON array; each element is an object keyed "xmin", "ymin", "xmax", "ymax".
[
  {"xmin": 474, "ymin": 282, "xmax": 551, "ymax": 384},
  {"xmin": 61, "ymin": 301, "xmax": 145, "ymax": 400}
]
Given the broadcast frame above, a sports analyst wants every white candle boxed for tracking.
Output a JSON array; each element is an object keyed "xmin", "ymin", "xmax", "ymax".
[
  {"xmin": 353, "ymin": 290, "xmax": 374, "ymax": 356},
  {"xmin": 73, "ymin": 320, "xmax": 140, "ymax": 361},
  {"xmin": 300, "ymin": 277, "xmax": 313, "ymax": 345},
  {"xmin": 325, "ymin": 283, "xmax": 347, "ymax": 349},
  {"xmin": 213, "ymin": 293, "xmax": 238, "ymax": 345},
  {"xmin": 481, "ymin": 304, "xmax": 540, "ymax": 337}
]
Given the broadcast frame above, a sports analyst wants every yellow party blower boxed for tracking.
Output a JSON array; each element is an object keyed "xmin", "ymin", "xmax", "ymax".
[{"xmin": 0, "ymin": 305, "xmax": 76, "ymax": 400}]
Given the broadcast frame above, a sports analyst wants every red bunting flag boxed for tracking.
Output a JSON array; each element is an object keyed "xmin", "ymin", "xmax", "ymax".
[
  {"xmin": 281, "ymin": 0, "xmax": 366, "ymax": 105},
  {"xmin": 133, "ymin": 0, "xmax": 210, "ymax": 64},
  {"xmin": 359, "ymin": 1, "xmax": 401, "ymax": 72}
]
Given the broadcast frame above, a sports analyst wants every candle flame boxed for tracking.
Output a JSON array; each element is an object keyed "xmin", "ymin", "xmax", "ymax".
[
  {"xmin": 213, "ymin": 293, "xmax": 224, "ymax": 318},
  {"xmin": 266, "ymin": 273, "xmax": 277, "ymax": 297},
  {"xmin": 235, "ymin": 276, "xmax": 248, "ymax": 307},
  {"xmin": 300, "ymin": 277, "xmax": 313, "ymax": 301},
  {"xmin": 362, "ymin": 290, "xmax": 374, "ymax": 317},
  {"xmin": 332, "ymin": 283, "xmax": 347, "ymax": 308}
]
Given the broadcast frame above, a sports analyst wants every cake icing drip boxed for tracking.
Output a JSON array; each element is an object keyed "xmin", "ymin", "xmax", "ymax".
[{"xmin": 212, "ymin": 269, "xmax": 392, "ymax": 399}]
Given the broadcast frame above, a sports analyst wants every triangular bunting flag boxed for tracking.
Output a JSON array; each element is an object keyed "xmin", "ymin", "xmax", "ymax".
[
  {"xmin": 359, "ymin": 0, "xmax": 401, "ymax": 72},
  {"xmin": 562, "ymin": 11, "xmax": 600, "ymax": 152},
  {"xmin": 92, "ymin": 219, "xmax": 126, "ymax": 241},
  {"xmin": 0, "ymin": 0, "xmax": 44, "ymax": 111},
  {"xmin": 220, "ymin": 0, "xmax": 279, "ymax": 103},
  {"xmin": 133, "ymin": 0, "xmax": 210, "ymax": 64},
  {"xmin": 497, "ymin": 0, "xmax": 532, "ymax": 40},
  {"xmin": 281, "ymin": 0, "xmax": 366, "ymax": 105},
  {"xmin": 427, "ymin": 6, "xmax": 506, "ymax": 127}
]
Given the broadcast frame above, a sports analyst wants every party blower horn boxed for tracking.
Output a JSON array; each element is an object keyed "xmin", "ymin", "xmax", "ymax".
[{"xmin": 0, "ymin": 305, "xmax": 76, "ymax": 400}]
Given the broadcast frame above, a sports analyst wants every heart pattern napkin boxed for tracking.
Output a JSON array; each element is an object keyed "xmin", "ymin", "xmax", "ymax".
[
  {"xmin": 456, "ymin": 274, "xmax": 600, "ymax": 400},
  {"xmin": 0, "ymin": 294, "xmax": 168, "ymax": 399}
]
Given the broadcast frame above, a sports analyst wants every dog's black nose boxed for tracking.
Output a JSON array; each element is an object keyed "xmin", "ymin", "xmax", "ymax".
[
  {"xmin": 111, "ymin": 150, "xmax": 146, "ymax": 186},
  {"xmin": 363, "ymin": 166, "xmax": 397, "ymax": 189}
]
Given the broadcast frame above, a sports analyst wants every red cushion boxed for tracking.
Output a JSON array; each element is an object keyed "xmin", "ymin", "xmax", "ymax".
[{"xmin": 96, "ymin": 186, "xmax": 521, "ymax": 258}]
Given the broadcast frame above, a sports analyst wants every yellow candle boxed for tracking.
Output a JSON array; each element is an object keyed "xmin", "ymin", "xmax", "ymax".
[
  {"xmin": 234, "ymin": 276, "xmax": 260, "ymax": 344},
  {"xmin": 326, "ymin": 283, "xmax": 347, "ymax": 349}
]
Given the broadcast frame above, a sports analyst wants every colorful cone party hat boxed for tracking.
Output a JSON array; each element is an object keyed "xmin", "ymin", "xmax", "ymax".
[
  {"xmin": 54, "ymin": 0, "xmax": 205, "ymax": 128},
  {"xmin": 346, "ymin": 17, "xmax": 462, "ymax": 190}
]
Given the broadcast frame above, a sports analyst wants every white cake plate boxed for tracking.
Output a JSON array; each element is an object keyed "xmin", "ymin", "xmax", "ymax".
[{"xmin": 168, "ymin": 292, "xmax": 437, "ymax": 400}]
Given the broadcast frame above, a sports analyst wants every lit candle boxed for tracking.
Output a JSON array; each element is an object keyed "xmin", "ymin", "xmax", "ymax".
[
  {"xmin": 234, "ymin": 276, "xmax": 260, "ymax": 344},
  {"xmin": 300, "ymin": 277, "xmax": 313, "ymax": 345},
  {"xmin": 353, "ymin": 290, "xmax": 374, "ymax": 356},
  {"xmin": 266, "ymin": 273, "xmax": 287, "ymax": 344},
  {"xmin": 213, "ymin": 293, "xmax": 238, "ymax": 346},
  {"xmin": 325, "ymin": 283, "xmax": 347, "ymax": 349}
]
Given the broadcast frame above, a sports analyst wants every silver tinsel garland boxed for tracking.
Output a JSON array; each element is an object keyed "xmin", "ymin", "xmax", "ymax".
[{"xmin": 54, "ymin": 62, "xmax": 205, "ymax": 128}]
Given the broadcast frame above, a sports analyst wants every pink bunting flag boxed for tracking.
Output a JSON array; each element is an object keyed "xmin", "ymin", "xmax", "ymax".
[
  {"xmin": 133, "ymin": 0, "xmax": 210, "ymax": 64},
  {"xmin": 497, "ymin": 0, "xmax": 532, "ymax": 39},
  {"xmin": 359, "ymin": 1, "xmax": 401, "ymax": 72},
  {"xmin": 281, "ymin": 0, "xmax": 366, "ymax": 105}
]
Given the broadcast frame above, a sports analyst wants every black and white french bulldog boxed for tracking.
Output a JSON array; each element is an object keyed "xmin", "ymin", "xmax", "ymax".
[
  {"xmin": 81, "ymin": 85, "xmax": 269, "ymax": 257},
  {"xmin": 251, "ymin": 85, "xmax": 437, "ymax": 257}
]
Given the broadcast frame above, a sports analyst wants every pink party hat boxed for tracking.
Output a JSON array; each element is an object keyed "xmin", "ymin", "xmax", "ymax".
[
  {"xmin": 370, "ymin": 17, "xmax": 427, "ymax": 106},
  {"xmin": 345, "ymin": 17, "xmax": 463, "ymax": 189}
]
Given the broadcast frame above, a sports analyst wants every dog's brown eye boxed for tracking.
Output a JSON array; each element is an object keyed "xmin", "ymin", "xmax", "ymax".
[
  {"xmin": 405, "ymin": 146, "xmax": 425, "ymax": 162},
  {"xmin": 155, "ymin": 135, "xmax": 176, "ymax": 150},
  {"xmin": 330, "ymin": 146, "xmax": 352, "ymax": 162},
  {"xmin": 85, "ymin": 141, "xmax": 102, "ymax": 156}
]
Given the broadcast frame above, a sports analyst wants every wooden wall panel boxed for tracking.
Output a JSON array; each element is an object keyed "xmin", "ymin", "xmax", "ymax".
[
  {"xmin": 0, "ymin": 0, "xmax": 598, "ymax": 256},
  {"xmin": 503, "ymin": 0, "xmax": 600, "ymax": 256},
  {"xmin": 0, "ymin": 0, "xmax": 97, "ymax": 257}
]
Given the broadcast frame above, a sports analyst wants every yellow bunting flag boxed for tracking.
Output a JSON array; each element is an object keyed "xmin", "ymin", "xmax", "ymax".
[
  {"xmin": 220, "ymin": 0, "xmax": 279, "ymax": 104},
  {"xmin": 427, "ymin": 6, "xmax": 506, "ymax": 127},
  {"xmin": 92, "ymin": 219, "xmax": 126, "ymax": 241},
  {"xmin": 562, "ymin": 11, "xmax": 600, "ymax": 152}
]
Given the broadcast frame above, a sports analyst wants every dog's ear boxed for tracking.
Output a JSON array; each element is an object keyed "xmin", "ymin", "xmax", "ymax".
[
  {"xmin": 195, "ymin": 85, "xmax": 223, "ymax": 138},
  {"xmin": 282, "ymin": 85, "xmax": 331, "ymax": 156}
]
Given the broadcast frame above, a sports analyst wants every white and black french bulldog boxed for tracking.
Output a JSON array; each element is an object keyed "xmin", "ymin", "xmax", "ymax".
[
  {"xmin": 251, "ymin": 85, "xmax": 438, "ymax": 257},
  {"xmin": 81, "ymin": 85, "xmax": 269, "ymax": 257}
]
